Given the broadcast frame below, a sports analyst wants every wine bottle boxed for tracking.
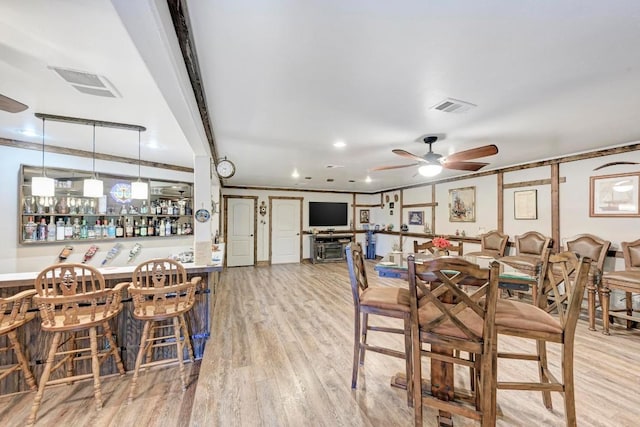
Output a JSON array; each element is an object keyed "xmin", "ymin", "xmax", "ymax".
[
  {"xmin": 115, "ymin": 219, "xmax": 124, "ymax": 238},
  {"xmin": 82, "ymin": 245, "xmax": 99, "ymax": 263}
]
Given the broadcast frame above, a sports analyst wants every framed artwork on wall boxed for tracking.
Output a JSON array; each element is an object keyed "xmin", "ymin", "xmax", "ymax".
[
  {"xmin": 590, "ymin": 172, "xmax": 640, "ymax": 217},
  {"xmin": 449, "ymin": 186, "xmax": 476, "ymax": 222},
  {"xmin": 408, "ymin": 211, "xmax": 424, "ymax": 225},
  {"xmin": 359, "ymin": 209, "xmax": 370, "ymax": 223},
  {"xmin": 514, "ymin": 189, "xmax": 538, "ymax": 219}
]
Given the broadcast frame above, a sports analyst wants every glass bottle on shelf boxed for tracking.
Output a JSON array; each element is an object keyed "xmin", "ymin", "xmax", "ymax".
[
  {"xmin": 140, "ymin": 200, "xmax": 149, "ymax": 214},
  {"xmin": 108, "ymin": 219, "xmax": 116, "ymax": 238},
  {"xmin": 24, "ymin": 216, "xmax": 37, "ymax": 241},
  {"xmin": 140, "ymin": 218, "xmax": 147, "ymax": 237},
  {"xmin": 134, "ymin": 220, "xmax": 140, "ymax": 237},
  {"xmin": 159, "ymin": 219, "xmax": 166, "ymax": 236},
  {"xmin": 87, "ymin": 222, "xmax": 96, "ymax": 239},
  {"xmin": 165, "ymin": 218, "xmax": 172, "ymax": 236},
  {"xmin": 115, "ymin": 219, "xmax": 124, "ymax": 238},
  {"xmin": 120, "ymin": 203, "xmax": 128, "ymax": 215},
  {"xmin": 56, "ymin": 218, "xmax": 65, "ymax": 241},
  {"xmin": 73, "ymin": 218, "xmax": 81, "ymax": 239},
  {"xmin": 64, "ymin": 218, "xmax": 73, "ymax": 240},
  {"xmin": 47, "ymin": 216, "xmax": 56, "ymax": 242},
  {"xmin": 125, "ymin": 218, "xmax": 134, "ymax": 238},
  {"xmin": 147, "ymin": 218, "xmax": 154, "ymax": 237},
  {"xmin": 79, "ymin": 219, "xmax": 88, "ymax": 239},
  {"xmin": 37, "ymin": 218, "xmax": 47, "ymax": 241}
]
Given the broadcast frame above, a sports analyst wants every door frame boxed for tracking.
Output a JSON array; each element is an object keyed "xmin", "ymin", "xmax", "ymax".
[
  {"xmin": 268, "ymin": 196, "xmax": 303, "ymax": 265},
  {"xmin": 223, "ymin": 195, "xmax": 258, "ymax": 267}
]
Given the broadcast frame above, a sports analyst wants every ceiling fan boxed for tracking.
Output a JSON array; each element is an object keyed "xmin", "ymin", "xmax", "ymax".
[
  {"xmin": 0, "ymin": 93, "xmax": 28, "ymax": 113},
  {"xmin": 372, "ymin": 136, "xmax": 499, "ymax": 177}
]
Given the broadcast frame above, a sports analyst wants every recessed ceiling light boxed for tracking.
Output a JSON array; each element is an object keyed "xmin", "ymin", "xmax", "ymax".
[
  {"xmin": 333, "ymin": 140, "xmax": 346, "ymax": 148},
  {"xmin": 292, "ymin": 169, "xmax": 299, "ymax": 178},
  {"xmin": 365, "ymin": 176, "xmax": 372, "ymax": 183}
]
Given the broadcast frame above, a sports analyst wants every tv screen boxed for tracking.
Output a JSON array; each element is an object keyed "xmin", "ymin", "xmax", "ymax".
[{"xmin": 309, "ymin": 202, "xmax": 348, "ymax": 227}]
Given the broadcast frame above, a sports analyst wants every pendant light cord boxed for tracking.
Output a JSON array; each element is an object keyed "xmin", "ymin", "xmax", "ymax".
[
  {"xmin": 92, "ymin": 124, "xmax": 96, "ymax": 178},
  {"xmin": 138, "ymin": 129, "xmax": 141, "ymax": 180},
  {"xmin": 41, "ymin": 117, "xmax": 46, "ymax": 175}
]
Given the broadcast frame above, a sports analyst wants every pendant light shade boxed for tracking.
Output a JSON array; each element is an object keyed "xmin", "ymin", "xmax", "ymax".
[
  {"xmin": 83, "ymin": 124, "xmax": 103, "ymax": 197},
  {"xmin": 131, "ymin": 129, "xmax": 148, "ymax": 199},
  {"xmin": 31, "ymin": 117, "xmax": 55, "ymax": 197}
]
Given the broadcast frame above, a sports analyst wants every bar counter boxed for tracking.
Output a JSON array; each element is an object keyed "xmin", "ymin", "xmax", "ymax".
[{"xmin": 0, "ymin": 261, "xmax": 223, "ymax": 395}]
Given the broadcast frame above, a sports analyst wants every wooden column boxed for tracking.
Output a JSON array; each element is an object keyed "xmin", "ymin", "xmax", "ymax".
[
  {"xmin": 551, "ymin": 164, "xmax": 560, "ymax": 252},
  {"xmin": 497, "ymin": 172, "xmax": 504, "ymax": 232}
]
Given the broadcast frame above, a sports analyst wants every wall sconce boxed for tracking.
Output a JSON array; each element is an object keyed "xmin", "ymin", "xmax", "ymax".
[
  {"xmin": 83, "ymin": 124, "xmax": 103, "ymax": 197},
  {"xmin": 31, "ymin": 117, "xmax": 55, "ymax": 197},
  {"xmin": 131, "ymin": 129, "xmax": 148, "ymax": 199}
]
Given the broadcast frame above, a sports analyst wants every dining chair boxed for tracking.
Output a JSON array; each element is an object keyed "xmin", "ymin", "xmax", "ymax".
[
  {"xmin": 466, "ymin": 230, "xmax": 509, "ymax": 258},
  {"xmin": 28, "ymin": 264, "xmax": 127, "ymax": 426},
  {"xmin": 0, "ymin": 289, "xmax": 37, "ymax": 392},
  {"xmin": 407, "ymin": 255, "xmax": 500, "ymax": 426},
  {"xmin": 414, "ymin": 240, "xmax": 435, "ymax": 254},
  {"xmin": 556, "ymin": 234, "xmax": 610, "ymax": 331},
  {"xmin": 495, "ymin": 252, "xmax": 591, "ymax": 427},
  {"xmin": 127, "ymin": 258, "xmax": 200, "ymax": 403},
  {"xmin": 345, "ymin": 242, "xmax": 413, "ymax": 406},
  {"xmin": 600, "ymin": 238, "xmax": 640, "ymax": 335}
]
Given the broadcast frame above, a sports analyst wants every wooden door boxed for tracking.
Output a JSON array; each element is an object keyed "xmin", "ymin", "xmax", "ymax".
[
  {"xmin": 226, "ymin": 197, "xmax": 256, "ymax": 267},
  {"xmin": 270, "ymin": 197, "xmax": 302, "ymax": 264}
]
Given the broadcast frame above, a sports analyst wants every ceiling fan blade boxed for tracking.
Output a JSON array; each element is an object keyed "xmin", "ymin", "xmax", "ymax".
[
  {"xmin": 444, "ymin": 144, "xmax": 498, "ymax": 162},
  {"xmin": 593, "ymin": 161, "xmax": 640, "ymax": 171},
  {"xmin": 392, "ymin": 149, "xmax": 426, "ymax": 163},
  {"xmin": 0, "ymin": 93, "xmax": 28, "ymax": 113},
  {"xmin": 442, "ymin": 161, "xmax": 489, "ymax": 171},
  {"xmin": 371, "ymin": 163, "xmax": 419, "ymax": 171}
]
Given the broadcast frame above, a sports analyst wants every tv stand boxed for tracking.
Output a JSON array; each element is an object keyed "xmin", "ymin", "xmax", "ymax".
[{"xmin": 310, "ymin": 233, "xmax": 353, "ymax": 264}]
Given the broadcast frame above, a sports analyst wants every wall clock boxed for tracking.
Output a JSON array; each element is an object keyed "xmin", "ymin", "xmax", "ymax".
[{"xmin": 216, "ymin": 158, "xmax": 236, "ymax": 178}]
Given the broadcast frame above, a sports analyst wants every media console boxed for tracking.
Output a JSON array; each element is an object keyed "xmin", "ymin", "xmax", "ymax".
[{"xmin": 310, "ymin": 233, "xmax": 353, "ymax": 263}]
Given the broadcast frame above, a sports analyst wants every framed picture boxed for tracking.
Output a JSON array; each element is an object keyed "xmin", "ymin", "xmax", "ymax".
[
  {"xmin": 408, "ymin": 211, "xmax": 424, "ymax": 225},
  {"xmin": 590, "ymin": 172, "xmax": 640, "ymax": 217},
  {"xmin": 359, "ymin": 209, "xmax": 370, "ymax": 223},
  {"xmin": 514, "ymin": 189, "xmax": 538, "ymax": 220},
  {"xmin": 449, "ymin": 186, "xmax": 476, "ymax": 222},
  {"xmin": 389, "ymin": 202, "xmax": 395, "ymax": 209}
]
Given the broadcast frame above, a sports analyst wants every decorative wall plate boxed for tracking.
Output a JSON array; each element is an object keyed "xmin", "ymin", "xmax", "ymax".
[
  {"xmin": 385, "ymin": 194, "xmax": 390, "ymax": 202},
  {"xmin": 394, "ymin": 194, "xmax": 399, "ymax": 202},
  {"xmin": 195, "ymin": 208, "xmax": 211, "ymax": 223}
]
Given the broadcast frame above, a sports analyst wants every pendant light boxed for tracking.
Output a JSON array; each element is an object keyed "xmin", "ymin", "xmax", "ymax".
[
  {"xmin": 83, "ymin": 124, "xmax": 103, "ymax": 197},
  {"xmin": 131, "ymin": 129, "xmax": 148, "ymax": 199},
  {"xmin": 31, "ymin": 117, "xmax": 55, "ymax": 197}
]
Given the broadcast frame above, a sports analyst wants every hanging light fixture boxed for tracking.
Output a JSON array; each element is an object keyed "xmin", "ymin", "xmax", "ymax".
[
  {"xmin": 83, "ymin": 123, "xmax": 103, "ymax": 197},
  {"xmin": 418, "ymin": 163, "xmax": 443, "ymax": 177},
  {"xmin": 131, "ymin": 129, "xmax": 148, "ymax": 199},
  {"xmin": 31, "ymin": 117, "xmax": 55, "ymax": 197}
]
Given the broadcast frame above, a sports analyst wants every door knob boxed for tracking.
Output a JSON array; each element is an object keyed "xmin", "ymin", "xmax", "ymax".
[{"xmin": 250, "ymin": 234, "xmax": 254, "ymax": 237}]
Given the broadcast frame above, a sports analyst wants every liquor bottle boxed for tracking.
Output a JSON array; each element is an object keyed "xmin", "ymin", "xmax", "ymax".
[
  {"xmin": 165, "ymin": 218, "xmax": 172, "ymax": 236},
  {"xmin": 159, "ymin": 219, "xmax": 166, "ymax": 236},
  {"xmin": 127, "ymin": 243, "xmax": 142, "ymax": 263},
  {"xmin": 147, "ymin": 218, "xmax": 154, "ymax": 236},
  {"xmin": 140, "ymin": 218, "xmax": 147, "ymax": 237},
  {"xmin": 140, "ymin": 200, "xmax": 148, "ymax": 214},
  {"xmin": 64, "ymin": 218, "xmax": 73, "ymax": 240},
  {"xmin": 79, "ymin": 219, "xmax": 88, "ymax": 239},
  {"xmin": 171, "ymin": 219, "xmax": 177, "ymax": 235},
  {"xmin": 37, "ymin": 218, "xmax": 48, "ymax": 241},
  {"xmin": 183, "ymin": 222, "xmax": 192, "ymax": 235},
  {"xmin": 58, "ymin": 245, "xmax": 73, "ymax": 261},
  {"xmin": 82, "ymin": 245, "xmax": 99, "ymax": 263},
  {"xmin": 56, "ymin": 217, "xmax": 65, "ymax": 240},
  {"xmin": 125, "ymin": 218, "xmax": 134, "ymax": 238},
  {"xmin": 108, "ymin": 219, "xmax": 116, "ymax": 238},
  {"xmin": 87, "ymin": 222, "xmax": 96, "ymax": 239},
  {"xmin": 102, "ymin": 220, "xmax": 109, "ymax": 238},
  {"xmin": 94, "ymin": 220, "xmax": 102, "ymax": 239},
  {"xmin": 214, "ymin": 230, "xmax": 219, "ymax": 244},
  {"xmin": 115, "ymin": 219, "xmax": 124, "ymax": 238},
  {"xmin": 177, "ymin": 222, "xmax": 182, "ymax": 235},
  {"xmin": 24, "ymin": 216, "xmax": 37, "ymax": 241},
  {"xmin": 101, "ymin": 243, "xmax": 123, "ymax": 266},
  {"xmin": 47, "ymin": 216, "xmax": 56, "ymax": 241}
]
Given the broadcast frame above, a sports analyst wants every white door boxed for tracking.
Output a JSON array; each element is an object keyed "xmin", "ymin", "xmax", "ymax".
[
  {"xmin": 271, "ymin": 198, "xmax": 301, "ymax": 264},
  {"xmin": 226, "ymin": 197, "xmax": 255, "ymax": 267}
]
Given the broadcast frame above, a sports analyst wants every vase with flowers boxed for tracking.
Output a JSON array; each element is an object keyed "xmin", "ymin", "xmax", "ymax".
[{"xmin": 432, "ymin": 236, "xmax": 451, "ymax": 256}]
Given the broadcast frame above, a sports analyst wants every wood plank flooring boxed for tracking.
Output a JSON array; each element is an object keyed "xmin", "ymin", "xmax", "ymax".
[{"xmin": 2, "ymin": 261, "xmax": 640, "ymax": 426}]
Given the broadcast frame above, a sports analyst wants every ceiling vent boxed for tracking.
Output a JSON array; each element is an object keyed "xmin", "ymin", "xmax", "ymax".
[
  {"xmin": 49, "ymin": 66, "xmax": 121, "ymax": 98},
  {"xmin": 431, "ymin": 98, "xmax": 476, "ymax": 113},
  {"xmin": 325, "ymin": 164, "xmax": 344, "ymax": 169}
]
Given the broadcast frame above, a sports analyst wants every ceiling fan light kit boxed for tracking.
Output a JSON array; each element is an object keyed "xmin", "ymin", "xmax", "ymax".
[{"xmin": 418, "ymin": 164, "xmax": 443, "ymax": 177}]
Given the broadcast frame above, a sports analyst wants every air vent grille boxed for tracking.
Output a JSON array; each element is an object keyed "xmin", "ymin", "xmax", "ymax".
[
  {"xmin": 431, "ymin": 98, "xmax": 476, "ymax": 113},
  {"xmin": 73, "ymin": 86, "xmax": 116, "ymax": 98},
  {"xmin": 49, "ymin": 66, "xmax": 121, "ymax": 98}
]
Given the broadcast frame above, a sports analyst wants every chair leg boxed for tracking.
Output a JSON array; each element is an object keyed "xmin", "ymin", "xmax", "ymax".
[
  {"xmin": 7, "ymin": 330, "xmax": 37, "ymax": 391},
  {"xmin": 128, "ymin": 320, "xmax": 151, "ymax": 404},
  {"xmin": 173, "ymin": 316, "xmax": 187, "ymax": 391},
  {"xmin": 27, "ymin": 331, "xmax": 62, "ymax": 426},
  {"xmin": 66, "ymin": 332, "xmax": 76, "ymax": 383},
  {"xmin": 403, "ymin": 313, "xmax": 413, "ymax": 407},
  {"xmin": 145, "ymin": 321, "xmax": 156, "ymax": 364},
  {"xmin": 562, "ymin": 342, "xmax": 577, "ymax": 427},
  {"xmin": 89, "ymin": 326, "xmax": 103, "ymax": 411},
  {"xmin": 536, "ymin": 340, "xmax": 553, "ymax": 410},
  {"xmin": 351, "ymin": 308, "xmax": 361, "ymax": 389},
  {"xmin": 360, "ymin": 312, "xmax": 368, "ymax": 366},
  {"xmin": 180, "ymin": 314, "xmax": 195, "ymax": 361},
  {"xmin": 103, "ymin": 321, "xmax": 125, "ymax": 375},
  {"xmin": 411, "ymin": 328, "xmax": 423, "ymax": 427},
  {"xmin": 587, "ymin": 280, "xmax": 597, "ymax": 331},
  {"xmin": 601, "ymin": 286, "xmax": 611, "ymax": 335},
  {"xmin": 625, "ymin": 292, "xmax": 633, "ymax": 329}
]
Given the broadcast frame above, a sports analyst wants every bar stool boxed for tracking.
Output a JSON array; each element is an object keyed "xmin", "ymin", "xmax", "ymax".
[
  {"xmin": 127, "ymin": 258, "xmax": 200, "ymax": 403},
  {"xmin": 0, "ymin": 289, "xmax": 37, "ymax": 392},
  {"xmin": 28, "ymin": 263, "xmax": 127, "ymax": 426}
]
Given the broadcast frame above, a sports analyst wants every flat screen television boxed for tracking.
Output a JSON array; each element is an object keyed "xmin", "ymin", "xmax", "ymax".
[{"xmin": 308, "ymin": 202, "xmax": 348, "ymax": 227}]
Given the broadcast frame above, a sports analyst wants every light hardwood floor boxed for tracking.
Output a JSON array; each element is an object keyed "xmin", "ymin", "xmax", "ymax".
[{"xmin": 2, "ymin": 261, "xmax": 640, "ymax": 426}]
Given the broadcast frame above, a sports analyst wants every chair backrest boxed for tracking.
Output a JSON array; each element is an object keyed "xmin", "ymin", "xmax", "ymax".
[
  {"xmin": 621, "ymin": 239, "xmax": 640, "ymax": 270},
  {"xmin": 414, "ymin": 240, "xmax": 435, "ymax": 254},
  {"xmin": 539, "ymin": 252, "xmax": 591, "ymax": 334},
  {"xmin": 447, "ymin": 241, "xmax": 464, "ymax": 255},
  {"xmin": 34, "ymin": 263, "xmax": 120, "ymax": 328},
  {"xmin": 481, "ymin": 230, "xmax": 509, "ymax": 257},
  {"xmin": 130, "ymin": 258, "xmax": 195, "ymax": 316},
  {"xmin": 346, "ymin": 242, "xmax": 368, "ymax": 307},
  {"xmin": 515, "ymin": 231, "xmax": 551, "ymax": 258},
  {"xmin": 407, "ymin": 255, "xmax": 500, "ymax": 346},
  {"xmin": 565, "ymin": 233, "xmax": 610, "ymax": 273},
  {"xmin": 0, "ymin": 289, "xmax": 36, "ymax": 330}
]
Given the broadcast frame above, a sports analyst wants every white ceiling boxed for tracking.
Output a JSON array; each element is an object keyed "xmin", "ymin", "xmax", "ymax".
[{"xmin": 2, "ymin": 0, "xmax": 640, "ymax": 192}]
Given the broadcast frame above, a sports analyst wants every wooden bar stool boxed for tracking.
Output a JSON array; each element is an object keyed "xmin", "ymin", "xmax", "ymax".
[
  {"xmin": 27, "ymin": 264, "xmax": 127, "ymax": 426},
  {"xmin": 466, "ymin": 230, "xmax": 509, "ymax": 258},
  {"xmin": 0, "ymin": 289, "xmax": 38, "ymax": 392},
  {"xmin": 127, "ymin": 258, "xmax": 200, "ymax": 403}
]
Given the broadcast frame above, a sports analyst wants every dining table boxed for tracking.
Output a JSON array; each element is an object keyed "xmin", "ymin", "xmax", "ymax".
[{"xmin": 375, "ymin": 252, "xmax": 537, "ymax": 426}]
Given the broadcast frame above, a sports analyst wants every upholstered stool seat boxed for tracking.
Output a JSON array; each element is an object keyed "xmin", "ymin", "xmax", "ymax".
[
  {"xmin": 495, "ymin": 299, "xmax": 563, "ymax": 335},
  {"xmin": 360, "ymin": 287, "xmax": 411, "ymax": 312}
]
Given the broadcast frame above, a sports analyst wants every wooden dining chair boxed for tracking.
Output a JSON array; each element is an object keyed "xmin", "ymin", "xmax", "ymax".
[
  {"xmin": 499, "ymin": 231, "xmax": 552, "ymax": 302},
  {"xmin": 414, "ymin": 240, "xmax": 435, "ymax": 254},
  {"xmin": 495, "ymin": 252, "xmax": 591, "ymax": 427},
  {"xmin": 407, "ymin": 255, "xmax": 500, "ymax": 426},
  {"xmin": 28, "ymin": 264, "xmax": 127, "ymax": 426},
  {"xmin": 466, "ymin": 230, "xmax": 509, "ymax": 258},
  {"xmin": 127, "ymin": 258, "xmax": 200, "ymax": 403},
  {"xmin": 0, "ymin": 289, "xmax": 37, "ymax": 392},
  {"xmin": 345, "ymin": 242, "xmax": 413, "ymax": 406}
]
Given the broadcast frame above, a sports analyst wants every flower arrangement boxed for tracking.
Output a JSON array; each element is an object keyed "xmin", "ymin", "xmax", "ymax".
[{"xmin": 432, "ymin": 236, "xmax": 451, "ymax": 249}]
